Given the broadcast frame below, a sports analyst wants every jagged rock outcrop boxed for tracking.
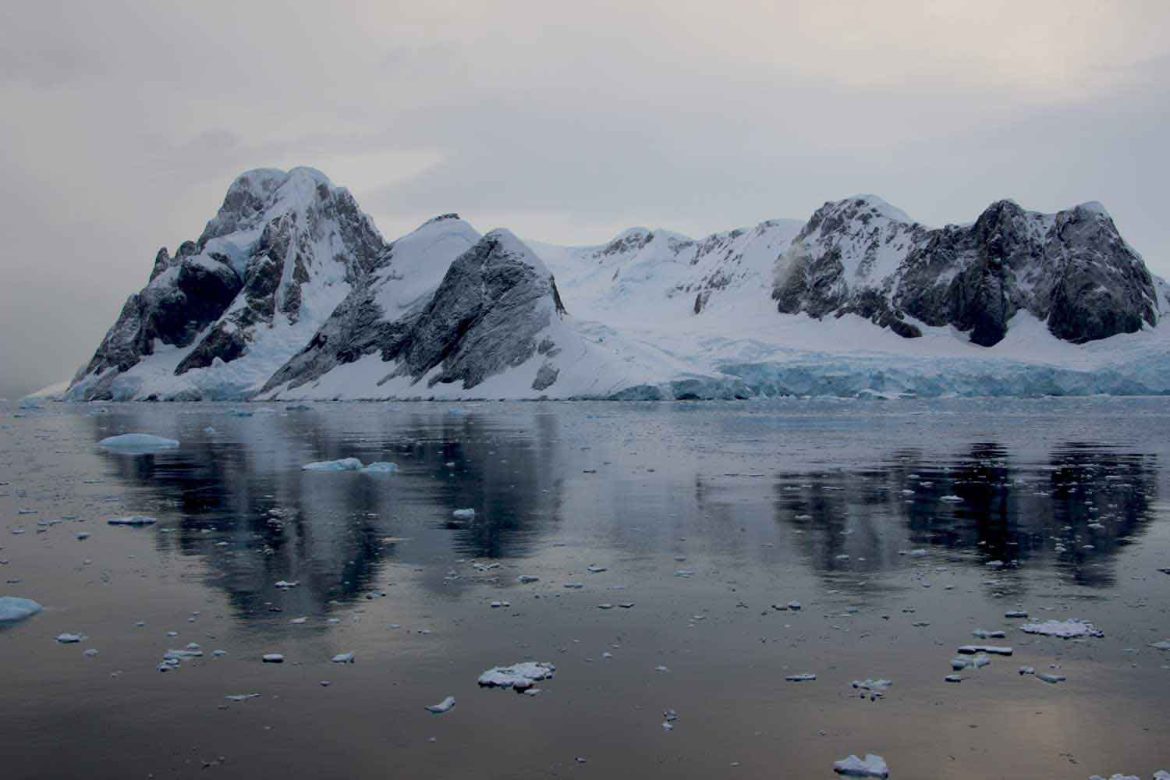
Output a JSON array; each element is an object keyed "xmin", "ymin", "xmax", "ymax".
[
  {"xmin": 265, "ymin": 229, "xmax": 570, "ymax": 395},
  {"xmin": 68, "ymin": 168, "xmax": 389, "ymax": 400},
  {"xmin": 774, "ymin": 196, "xmax": 1158, "ymax": 346}
]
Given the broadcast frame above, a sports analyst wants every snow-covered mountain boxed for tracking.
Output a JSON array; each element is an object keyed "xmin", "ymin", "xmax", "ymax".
[
  {"xmin": 773, "ymin": 195, "xmax": 1158, "ymax": 346},
  {"xmin": 63, "ymin": 170, "xmax": 1170, "ymax": 401}
]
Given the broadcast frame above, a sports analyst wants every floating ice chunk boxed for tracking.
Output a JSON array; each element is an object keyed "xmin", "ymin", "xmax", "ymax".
[
  {"xmin": 586, "ymin": 565, "xmax": 607, "ymax": 573},
  {"xmin": 944, "ymin": 674, "xmax": 962, "ymax": 683},
  {"xmin": 563, "ymin": 582, "xmax": 584, "ymax": 590},
  {"xmin": 107, "ymin": 515, "xmax": 157, "ymax": 527},
  {"xmin": 56, "ymin": 633, "xmax": 84, "ymax": 643},
  {"xmin": 786, "ymin": 673, "xmax": 817, "ymax": 682},
  {"xmin": 1020, "ymin": 619, "xmax": 1103, "ymax": 639},
  {"xmin": 939, "ymin": 495, "xmax": 963, "ymax": 503},
  {"xmin": 1036, "ymin": 672, "xmax": 1066, "ymax": 684},
  {"xmin": 0, "ymin": 596, "xmax": 42, "ymax": 623},
  {"xmin": 951, "ymin": 657, "xmax": 972, "ymax": 671},
  {"xmin": 957, "ymin": 645, "xmax": 1013, "ymax": 656},
  {"xmin": 518, "ymin": 575, "xmax": 539, "ymax": 584},
  {"xmin": 361, "ymin": 461, "xmax": 399, "ymax": 474},
  {"xmin": 788, "ymin": 601, "xmax": 802, "ymax": 611},
  {"xmin": 477, "ymin": 661, "xmax": 555, "ymax": 691},
  {"xmin": 426, "ymin": 696, "xmax": 455, "ymax": 714},
  {"xmin": 1088, "ymin": 775, "xmax": 1140, "ymax": 780},
  {"xmin": 972, "ymin": 654, "xmax": 991, "ymax": 669},
  {"xmin": 331, "ymin": 652, "xmax": 355, "ymax": 664},
  {"xmin": 972, "ymin": 629, "xmax": 1006, "ymax": 639},
  {"xmin": 833, "ymin": 753, "xmax": 889, "ymax": 778},
  {"xmin": 852, "ymin": 679, "xmax": 892, "ymax": 699},
  {"xmin": 1004, "ymin": 610, "xmax": 1029, "ymax": 619},
  {"xmin": 1154, "ymin": 771, "xmax": 1170, "ymax": 780},
  {"xmin": 452, "ymin": 508, "xmax": 476, "ymax": 520},
  {"xmin": 262, "ymin": 653, "xmax": 284, "ymax": 663},
  {"xmin": 98, "ymin": 434, "xmax": 179, "ymax": 454},
  {"xmin": 274, "ymin": 580, "xmax": 299, "ymax": 589},
  {"xmin": 1150, "ymin": 640, "xmax": 1170, "ymax": 651},
  {"xmin": 302, "ymin": 458, "xmax": 363, "ymax": 472},
  {"xmin": 225, "ymin": 693, "xmax": 260, "ymax": 702},
  {"xmin": 1018, "ymin": 666, "xmax": 1035, "ymax": 675}
]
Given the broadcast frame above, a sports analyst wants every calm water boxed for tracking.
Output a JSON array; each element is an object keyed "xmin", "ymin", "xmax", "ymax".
[{"xmin": 1, "ymin": 398, "xmax": 1168, "ymax": 779}]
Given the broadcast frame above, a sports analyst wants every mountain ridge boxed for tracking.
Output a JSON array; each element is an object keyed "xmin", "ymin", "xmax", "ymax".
[{"xmin": 63, "ymin": 168, "xmax": 1170, "ymax": 402}]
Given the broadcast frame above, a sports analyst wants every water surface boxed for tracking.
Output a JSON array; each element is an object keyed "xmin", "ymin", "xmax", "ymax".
[{"xmin": 1, "ymin": 399, "xmax": 1168, "ymax": 778}]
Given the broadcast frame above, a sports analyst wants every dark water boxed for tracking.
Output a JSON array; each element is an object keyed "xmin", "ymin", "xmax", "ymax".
[{"xmin": 1, "ymin": 399, "xmax": 1168, "ymax": 779}]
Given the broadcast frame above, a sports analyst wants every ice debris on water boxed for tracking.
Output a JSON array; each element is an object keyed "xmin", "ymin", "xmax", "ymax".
[
  {"xmin": 274, "ymin": 580, "xmax": 298, "ymax": 589},
  {"xmin": 107, "ymin": 516, "xmax": 157, "ymax": 527},
  {"xmin": 786, "ymin": 673, "xmax": 817, "ymax": 682},
  {"xmin": 957, "ymin": 645, "xmax": 1013, "ymax": 656},
  {"xmin": 518, "ymin": 575, "xmax": 539, "ymax": 584},
  {"xmin": 972, "ymin": 629, "xmax": 1006, "ymax": 639},
  {"xmin": 262, "ymin": 654, "xmax": 284, "ymax": 663},
  {"xmin": 331, "ymin": 652, "xmax": 355, "ymax": 664},
  {"xmin": 426, "ymin": 696, "xmax": 456, "ymax": 714},
  {"xmin": 1020, "ymin": 619, "xmax": 1103, "ymax": 639},
  {"xmin": 477, "ymin": 661, "xmax": 555, "ymax": 691},
  {"xmin": 98, "ymin": 433, "xmax": 179, "ymax": 453},
  {"xmin": 302, "ymin": 458, "xmax": 363, "ymax": 472},
  {"xmin": 0, "ymin": 596, "xmax": 42, "ymax": 623},
  {"xmin": 452, "ymin": 508, "xmax": 476, "ymax": 520},
  {"xmin": 56, "ymin": 633, "xmax": 83, "ymax": 643},
  {"xmin": 225, "ymin": 693, "xmax": 260, "ymax": 702},
  {"xmin": 852, "ymin": 679, "xmax": 892, "ymax": 699},
  {"xmin": 1150, "ymin": 640, "xmax": 1170, "ymax": 651},
  {"xmin": 833, "ymin": 753, "xmax": 890, "ymax": 778},
  {"xmin": 361, "ymin": 461, "xmax": 399, "ymax": 474}
]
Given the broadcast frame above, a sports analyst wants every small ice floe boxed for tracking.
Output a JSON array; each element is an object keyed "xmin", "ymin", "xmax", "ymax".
[
  {"xmin": 563, "ymin": 582, "xmax": 584, "ymax": 590},
  {"xmin": 1089, "ymin": 775, "xmax": 1140, "ymax": 780},
  {"xmin": 107, "ymin": 516, "xmax": 157, "ymax": 527},
  {"xmin": 957, "ymin": 645, "xmax": 1013, "ymax": 656},
  {"xmin": 98, "ymin": 433, "xmax": 179, "ymax": 454},
  {"xmin": 1036, "ymin": 672, "xmax": 1066, "ymax": 684},
  {"xmin": 939, "ymin": 495, "xmax": 963, "ymax": 503},
  {"xmin": 972, "ymin": 654, "xmax": 991, "ymax": 669},
  {"xmin": 944, "ymin": 674, "xmax": 962, "ymax": 683},
  {"xmin": 1020, "ymin": 619, "xmax": 1103, "ymax": 639},
  {"xmin": 262, "ymin": 654, "xmax": 284, "ymax": 664},
  {"xmin": 586, "ymin": 565, "xmax": 607, "ymax": 574},
  {"xmin": 833, "ymin": 753, "xmax": 889, "ymax": 778},
  {"xmin": 331, "ymin": 652, "xmax": 355, "ymax": 664},
  {"xmin": 597, "ymin": 603, "xmax": 614, "ymax": 610},
  {"xmin": 56, "ymin": 633, "xmax": 84, "ymax": 643},
  {"xmin": 951, "ymin": 657, "xmax": 972, "ymax": 671},
  {"xmin": 361, "ymin": 462, "xmax": 399, "ymax": 474},
  {"xmin": 83, "ymin": 648, "xmax": 98, "ymax": 657},
  {"xmin": 1018, "ymin": 666, "xmax": 1035, "ymax": 676},
  {"xmin": 477, "ymin": 661, "xmax": 555, "ymax": 691},
  {"xmin": 1155, "ymin": 771, "xmax": 1170, "ymax": 779},
  {"xmin": 0, "ymin": 596, "xmax": 42, "ymax": 623},
  {"xmin": 788, "ymin": 601, "xmax": 802, "ymax": 611},
  {"xmin": 426, "ymin": 696, "xmax": 456, "ymax": 714},
  {"xmin": 302, "ymin": 458, "xmax": 363, "ymax": 472},
  {"xmin": 785, "ymin": 673, "xmax": 817, "ymax": 682},
  {"xmin": 518, "ymin": 575, "xmax": 539, "ymax": 584},
  {"xmin": 972, "ymin": 629, "xmax": 1006, "ymax": 639},
  {"xmin": 225, "ymin": 693, "xmax": 260, "ymax": 702},
  {"xmin": 274, "ymin": 580, "xmax": 299, "ymax": 589},
  {"xmin": 662, "ymin": 709, "xmax": 679, "ymax": 731},
  {"xmin": 851, "ymin": 679, "xmax": 892, "ymax": 699},
  {"xmin": 490, "ymin": 601, "xmax": 510, "ymax": 609},
  {"xmin": 1004, "ymin": 610, "xmax": 1029, "ymax": 619},
  {"xmin": 674, "ymin": 570, "xmax": 695, "ymax": 578},
  {"xmin": 1150, "ymin": 640, "xmax": 1170, "ymax": 651},
  {"xmin": 203, "ymin": 426, "xmax": 217, "ymax": 434},
  {"xmin": 452, "ymin": 508, "xmax": 476, "ymax": 520}
]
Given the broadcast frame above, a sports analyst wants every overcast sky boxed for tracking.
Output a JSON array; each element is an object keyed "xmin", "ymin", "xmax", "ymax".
[{"xmin": 2, "ymin": 0, "xmax": 1168, "ymax": 397}]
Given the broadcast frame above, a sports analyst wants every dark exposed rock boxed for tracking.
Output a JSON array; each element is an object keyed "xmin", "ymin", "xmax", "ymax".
[
  {"xmin": 69, "ymin": 167, "xmax": 391, "ymax": 400},
  {"xmin": 266, "ymin": 229, "xmax": 567, "ymax": 395},
  {"xmin": 775, "ymin": 196, "xmax": 1158, "ymax": 346}
]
